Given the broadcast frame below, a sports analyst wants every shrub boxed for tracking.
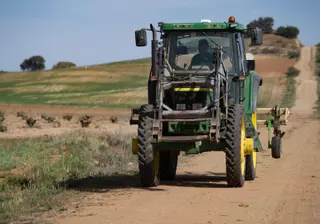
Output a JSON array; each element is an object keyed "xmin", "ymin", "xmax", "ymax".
[
  {"xmin": 276, "ymin": 26, "xmax": 300, "ymax": 39},
  {"xmin": 287, "ymin": 51, "xmax": 300, "ymax": 59},
  {"xmin": 52, "ymin": 61, "xmax": 76, "ymax": 70},
  {"xmin": 247, "ymin": 17, "xmax": 274, "ymax": 34},
  {"xmin": 286, "ymin": 66, "xmax": 300, "ymax": 77},
  {"xmin": 261, "ymin": 47, "xmax": 281, "ymax": 54}
]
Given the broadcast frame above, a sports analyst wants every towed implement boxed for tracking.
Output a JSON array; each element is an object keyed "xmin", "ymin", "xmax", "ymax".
[{"xmin": 129, "ymin": 17, "xmax": 292, "ymax": 188}]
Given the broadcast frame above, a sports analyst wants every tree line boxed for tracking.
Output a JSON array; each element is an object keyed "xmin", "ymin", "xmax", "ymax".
[
  {"xmin": 19, "ymin": 56, "xmax": 76, "ymax": 72},
  {"xmin": 246, "ymin": 17, "xmax": 300, "ymax": 38}
]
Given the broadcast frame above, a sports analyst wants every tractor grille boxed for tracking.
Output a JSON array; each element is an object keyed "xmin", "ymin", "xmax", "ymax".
[{"xmin": 174, "ymin": 91, "xmax": 209, "ymax": 110}]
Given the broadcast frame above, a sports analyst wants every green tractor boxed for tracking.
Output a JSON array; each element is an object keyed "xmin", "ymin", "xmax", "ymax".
[{"xmin": 129, "ymin": 17, "xmax": 291, "ymax": 188}]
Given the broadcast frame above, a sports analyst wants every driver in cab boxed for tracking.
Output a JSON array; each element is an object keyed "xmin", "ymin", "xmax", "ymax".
[
  {"xmin": 189, "ymin": 38, "xmax": 232, "ymax": 71},
  {"xmin": 189, "ymin": 39, "xmax": 212, "ymax": 70}
]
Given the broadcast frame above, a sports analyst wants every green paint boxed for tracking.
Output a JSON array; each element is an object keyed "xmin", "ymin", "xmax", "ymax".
[
  {"xmin": 267, "ymin": 120, "xmax": 272, "ymax": 148},
  {"xmin": 160, "ymin": 22, "xmax": 246, "ymax": 31},
  {"xmin": 154, "ymin": 141, "xmax": 226, "ymax": 154},
  {"xmin": 243, "ymin": 71, "xmax": 264, "ymax": 152}
]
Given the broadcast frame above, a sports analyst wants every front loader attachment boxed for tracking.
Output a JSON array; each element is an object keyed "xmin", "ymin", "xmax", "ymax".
[{"xmin": 256, "ymin": 104, "xmax": 292, "ymax": 158}]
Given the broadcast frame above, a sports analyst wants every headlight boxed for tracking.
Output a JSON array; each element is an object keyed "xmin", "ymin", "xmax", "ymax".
[
  {"xmin": 176, "ymin": 104, "xmax": 186, "ymax": 110},
  {"xmin": 192, "ymin": 103, "xmax": 203, "ymax": 110}
]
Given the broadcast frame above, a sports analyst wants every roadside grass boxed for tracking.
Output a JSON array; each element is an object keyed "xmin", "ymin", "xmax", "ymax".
[
  {"xmin": 0, "ymin": 130, "xmax": 137, "ymax": 223},
  {"xmin": 256, "ymin": 76, "xmax": 287, "ymax": 121},
  {"xmin": 314, "ymin": 43, "xmax": 320, "ymax": 117},
  {"xmin": 281, "ymin": 66, "xmax": 300, "ymax": 108}
]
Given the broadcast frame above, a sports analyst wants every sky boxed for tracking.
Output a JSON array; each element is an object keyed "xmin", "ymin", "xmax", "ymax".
[{"xmin": 1, "ymin": 0, "xmax": 320, "ymax": 71}]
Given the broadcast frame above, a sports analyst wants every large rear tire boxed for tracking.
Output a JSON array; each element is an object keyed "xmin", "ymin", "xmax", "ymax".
[
  {"xmin": 159, "ymin": 151, "xmax": 178, "ymax": 181},
  {"xmin": 137, "ymin": 104, "xmax": 159, "ymax": 187},
  {"xmin": 225, "ymin": 104, "xmax": 245, "ymax": 187},
  {"xmin": 245, "ymin": 110, "xmax": 257, "ymax": 181}
]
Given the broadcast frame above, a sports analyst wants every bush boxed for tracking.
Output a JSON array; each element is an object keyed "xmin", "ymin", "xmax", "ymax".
[
  {"xmin": 286, "ymin": 66, "xmax": 300, "ymax": 77},
  {"xmin": 287, "ymin": 51, "xmax": 300, "ymax": 59},
  {"xmin": 276, "ymin": 26, "xmax": 300, "ymax": 39},
  {"xmin": 261, "ymin": 47, "xmax": 281, "ymax": 54},
  {"xmin": 247, "ymin": 17, "xmax": 274, "ymax": 34},
  {"xmin": 52, "ymin": 61, "xmax": 76, "ymax": 70}
]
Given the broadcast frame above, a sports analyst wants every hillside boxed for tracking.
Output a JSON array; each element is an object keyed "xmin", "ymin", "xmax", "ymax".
[{"xmin": 0, "ymin": 34, "xmax": 300, "ymax": 109}]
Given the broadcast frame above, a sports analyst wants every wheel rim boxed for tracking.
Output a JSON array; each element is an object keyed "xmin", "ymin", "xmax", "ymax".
[{"xmin": 240, "ymin": 118, "xmax": 246, "ymax": 176}]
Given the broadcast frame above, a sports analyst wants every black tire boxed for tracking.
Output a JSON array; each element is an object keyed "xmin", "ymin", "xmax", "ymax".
[
  {"xmin": 159, "ymin": 151, "xmax": 178, "ymax": 181},
  {"xmin": 137, "ymin": 104, "xmax": 159, "ymax": 187},
  {"xmin": 245, "ymin": 154, "xmax": 256, "ymax": 180},
  {"xmin": 225, "ymin": 104, "xmax": 245, "ymax": 187},
  {"xmin": 271, "ymin": 136, "xmax": 282, "ymax": 159}
]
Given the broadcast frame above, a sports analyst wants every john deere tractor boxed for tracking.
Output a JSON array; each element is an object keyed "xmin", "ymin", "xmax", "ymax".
[{"xmin": 129, "ymin": 17, "xmax": 291, "ymax": 188}]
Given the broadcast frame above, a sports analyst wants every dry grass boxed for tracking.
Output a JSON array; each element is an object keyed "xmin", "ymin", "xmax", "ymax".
[{"xmin": 0, "ymin": 130, "xmax": 137, "ymax": 223}]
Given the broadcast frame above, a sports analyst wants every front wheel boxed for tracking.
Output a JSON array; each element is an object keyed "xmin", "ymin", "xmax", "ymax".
[
  {"xmin": 271, "ymin": 136, "xmax": 282, "ymax": 159},
  {"xmin": 137, "ymin": 104, "xmax": 160, "ymax": 187}
]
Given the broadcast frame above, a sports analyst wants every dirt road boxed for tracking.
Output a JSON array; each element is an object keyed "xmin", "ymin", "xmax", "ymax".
[{"xmin": 55, "ymin": 46, "xmax": 320, "ymax": 224}]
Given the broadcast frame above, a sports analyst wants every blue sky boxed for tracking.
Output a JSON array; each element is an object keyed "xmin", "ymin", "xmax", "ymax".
[{"xmin": 1, "ymin": 0, "xmax": 319, "ymax": 71}]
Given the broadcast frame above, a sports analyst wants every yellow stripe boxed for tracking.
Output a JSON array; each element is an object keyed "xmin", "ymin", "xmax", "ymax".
[{"xmin": 174, "ymin": 87, "xmax": 213, "ymax": 92}]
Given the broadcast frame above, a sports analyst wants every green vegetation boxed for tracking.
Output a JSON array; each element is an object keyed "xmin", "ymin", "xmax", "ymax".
[
  {"xmin": 20, "ymin": 55, "xmax": 46, "ymax": 71},
  {"xmin": 247, "ymin": 17, "xmax": 274, "ymax": 34},
  {"xmin": 0, "ymin": 130, "xmax": 136, "ymax": 222},
  {"xmin": 52, "ymin": 61, "xmax": 76, "ymax": 70},
  {"xmin": 0, "ymin": 59, "xmax": 150, "ymax": 108},
  {"xmin": 287, "ymin": 50, "xmax": 300, "ymax": 60},
  {"xmin": 282, "ymin": 66, "xmax": 300, "ymax": 108},
  {"xmin": 276, "ymin": 26, "xmax": 300, "ymax": 39},
  {"xmin": 246, "ymin": 17, "xmax": 300, "ymax": 39}
]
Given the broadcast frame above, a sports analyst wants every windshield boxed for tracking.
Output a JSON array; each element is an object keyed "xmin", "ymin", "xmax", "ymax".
[{"xmin": 167, "ymin": 31, "xmax": 234, "ymax": 73}]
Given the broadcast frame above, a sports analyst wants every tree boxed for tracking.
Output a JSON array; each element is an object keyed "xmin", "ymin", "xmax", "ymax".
[
  {"xmin": 20, "ymin": 55, "xmax": 46, "ymax": 71},
  {"xmin": 276, "ymin": 26, "xmax": 300, "ymax": 39},
  {"xmin": 52, "ymin": 61, "xmax": 76, "ymax": 70},
  {"xmin": 247, "ymin": 17, "xmax": 274, "ymax": 34}
]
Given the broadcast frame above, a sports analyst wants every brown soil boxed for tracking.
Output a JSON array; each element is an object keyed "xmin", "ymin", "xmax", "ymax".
[
  {"xmin": 40, "ymin": 46, "xmax": 318, "ymax": 224},
  {"xmin": 255, "ymin": 54, "xmax": 296, "ymax": 77}
]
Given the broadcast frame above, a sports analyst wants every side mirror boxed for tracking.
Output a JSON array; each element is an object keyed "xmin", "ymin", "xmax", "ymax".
[
  {"xmin": 135, "ymin": 29, "xmax": 147, "ymax": 47},
  {"xmin": 250, "ymin": 27, "xmax": 263, "ymax": 45},
  {"xmin": 246, "ymin": 53, "xmax": 255, "ymax": 71}
]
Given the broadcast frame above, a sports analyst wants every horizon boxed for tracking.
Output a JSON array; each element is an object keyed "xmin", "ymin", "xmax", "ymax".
[{"xmin": 1, "ymin": 0, "xmax": 319, "ymax": 72}]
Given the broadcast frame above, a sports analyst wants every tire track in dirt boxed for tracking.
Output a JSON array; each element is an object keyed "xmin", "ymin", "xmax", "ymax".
[{"xmin": 53, "ymin": 46, "xmax": 320, "ymax": 224}]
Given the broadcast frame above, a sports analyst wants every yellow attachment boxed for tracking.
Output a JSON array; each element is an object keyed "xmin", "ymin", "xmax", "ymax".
[
  {"xmin": 251, "ymin": 110, "xmax": 257, "ymax": 168},
  {"xmin": 240, "ymin": 117, "xmax": 246, "ymax": 175},
  {"xmin": 174, "ymin": 87, "xmax": 213, "ymax": 92},
  {"xmin": 132, "ymin": 138, "xmax": 138, "ymax": 154},
  {"xmin": 252, "ymin": 110, "xmax": 257, "ymax": 129}
]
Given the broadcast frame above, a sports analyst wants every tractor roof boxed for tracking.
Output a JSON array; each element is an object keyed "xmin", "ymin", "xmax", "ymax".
[{"xmin": 160, "ymin": 17, "xmax": 246, "ymax": 31}]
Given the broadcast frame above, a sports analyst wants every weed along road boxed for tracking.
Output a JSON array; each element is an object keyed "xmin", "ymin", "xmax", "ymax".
[{"xmin": 54, "ymin": 44, "xmax": 320, "ymax": 224}]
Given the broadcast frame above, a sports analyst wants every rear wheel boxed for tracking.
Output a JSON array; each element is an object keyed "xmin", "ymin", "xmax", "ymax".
[
  {"xmin": 137, "ymin": 104, "xmax": 160, "ymax": 187},
  {"xmin": 159, "ymin": 151, "xmax": 178, "ymax": 181},
  {"xmin": 245, "ymin": 110, "xmax": 257, "ymax": 181},
  {"xmin": 225, "ymin": 104, "xmax": 245, "ymax": 187}
]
